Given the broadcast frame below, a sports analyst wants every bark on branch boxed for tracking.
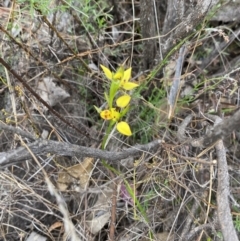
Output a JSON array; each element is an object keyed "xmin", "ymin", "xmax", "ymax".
[
  {"xmin": 216, "ymin": 140, "xmax": 238, "ymax": 241},
  {"xmin": 162, "ymin": 0, "xmax": 220, "ymax": 58},
  {"xmin": 0, "ymin": 139, "xmax": 161, "ymax": 168}
]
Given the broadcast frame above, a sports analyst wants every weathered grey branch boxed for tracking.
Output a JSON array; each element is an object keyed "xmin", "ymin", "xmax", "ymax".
[
  {"xmin": 216, "ymin": 139, "xmax": 238, "ymax": 241},
  {"xmin": 162, "ymin": 0, "xmax": 220, "ymax": 58},
  {"xmin": 168, "ymin": 45, "xmax": 186, "ymax": 117},
  {"xmin": 0, "ymin": 139, "xmax": 161, "ymax": 168},
  {"xmin": 0, "ymin": 122, "xmax": 36, "ymax": 140},
  {"xmin": 201, "ymin": 114, "xmax": 238, "ymax": 240}
]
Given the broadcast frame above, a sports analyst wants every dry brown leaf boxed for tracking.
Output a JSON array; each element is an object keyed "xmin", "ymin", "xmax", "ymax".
[
  {"xmin": 48, "ymin": 221, "xmax": 64, "ymax": 233},
  {"xmin": 140, "ymin": 232, "xmax": 174, "ymax": 241},
  {"xmin": 57, "ymin": 157, "xmax": 94, "ymax": 191},
  {"xmin": 37, "ymin": 77, "xmax": 70, "ymax": 108},
  {"xmin": 86, "ymin": 186, "xmax": 115, "ymax": 234}
]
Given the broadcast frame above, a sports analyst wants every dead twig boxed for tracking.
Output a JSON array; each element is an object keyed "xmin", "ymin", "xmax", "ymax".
[
  {"xmin": 168, "ymin": 149, "xmax": 216, "ymax": 166},
  {"xmin": 177, "ymin": 114, "xmax": 193, "ymax": 142},
  {"xmin": 215, "ymin": 140, "xmax": 238, "ymax": 241},
  {"xmin": 168, "ymin": 45, "xmax": 186, "ymax": 119},
  {"xmin": 201, "ymin": 110, "xmax": 240, "ymax": 147},
  {"xmin": 0, "ymin": 121, "xmax": 36, "ymax": 140},
  {"xmin": 0, "ymin": 139, "xmax": 161, "ymax": 167}
]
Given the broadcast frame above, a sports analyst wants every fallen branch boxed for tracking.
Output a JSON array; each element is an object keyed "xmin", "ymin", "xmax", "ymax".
[
  {"xmin": 0, "ymin": 122, "xmax": 36, "ymax": 140},
  {"xmin": 215, "ymin": 140, "xmax": 238, "ymax": 241},
  {"xmin": 0, "ymin": 139, "xmax": 161, "ymax": 168}
]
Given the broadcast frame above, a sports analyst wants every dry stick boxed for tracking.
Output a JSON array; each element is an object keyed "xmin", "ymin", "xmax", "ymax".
[
  {"xmin": 0, "ymin": 57, "xmax": 97, "ymax": 142},
  {"xmin": 177, "ymin": 114, "xmax": 193, "ymax": 142},
  {"xmin": 201, "ymin": 111, "xmax": 240, "ymax": 147},
  {"xmin": 197, "ymin": 153, "xmax": 214, "ymax": 241},
  {"xmin": 168, "ymin": 149, "xmax": 216, "ymax": 166},
  {"xmin": 168, "ymin": 45, "xmax": 186, "ymax": 119},
  {"xmin": 0, "ymin": 122, "xmax": 36, "ymax": 140},
  {"xmin": 215, "ymin": 140, "xmax": 238, "ymax": 241},
  {"xmin": 0, "ymin": 24, "xmax": 94, "ymax": 139},
  {"xmin": 178, "ymin": 109, "xmax": 240, "ymax": 148},
  {"xmin": 0, "ymin": 138, "xmax": 161, "ymax": 167}
]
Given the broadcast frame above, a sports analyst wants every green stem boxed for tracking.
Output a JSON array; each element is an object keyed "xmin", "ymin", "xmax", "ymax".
[{"xmin": 101, "ymin": 121, "xmax": 115, "ymax": 149}]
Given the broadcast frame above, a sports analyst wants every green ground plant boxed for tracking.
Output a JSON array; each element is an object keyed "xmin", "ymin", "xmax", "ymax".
[
  {"xmin": 16, "ymin": 0, "xmax": 111, "ymax": 32},
  {"xmin": 234, "ymin": 215, "xmax": 240, "ymax": 232},
  {"xmin": 76, "ymin": 0, "xmax": 112, "ymax": 32},
  {"xmin": 17, "ymin": 0, "xmax": 66, "ymax": 16}
]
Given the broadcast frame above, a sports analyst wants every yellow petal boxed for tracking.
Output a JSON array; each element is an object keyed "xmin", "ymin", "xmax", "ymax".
[
  {"xmin": 100, "ymin": 65, "xmax": 113, "ymax": 80},
  {"xmin": 117, "ymin": 121, "xmax": 132, "ymax": 136},
  {"xmin": 116, "ymin": 95, "xmax": 131, "ymax": 108},
  {"xmin": 122, "ymin": 82, "xmax": 139, "ymax": 90},
  {"xmin": 122, "ymin": 67, "xmax": 132, "ymax": 83},
  {"xmin": 113, "ymin": 66, "xmax": 124, "ymax": 80},
  {"xmin": 110, "ymin": 108, "xmax": 120, "ymax": 121},
  {"xmin": 100, "ymin": 110, "xmax": 113, "ymax": 120}
]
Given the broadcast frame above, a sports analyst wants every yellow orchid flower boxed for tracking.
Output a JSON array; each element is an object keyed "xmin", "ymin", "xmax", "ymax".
[
  {"xmin": 99, "ymin": 108, "xmax": 132, "ymax": 136},
  {"xmin": 120, "ymin": 67, "xmax": 139, "ymax": 90},
  {"xmin": 100, "ymin": 108, "xmax": 120, "ymax": 122},
  {"xmin": 117, "ymin": 121, "xmax": 132, "ymax": 136},
  {"xmin": 100, "ymin": 65, "xmax": 139, "ymax": 90},
  {"xmin": 100, "ymin": 109, "xmax": 112, "ymax": 120},
  {"xmin": 113, "ymin": 66, "xmax": 124, "ymax": 80},
  {"xmin": 100, "ymin": 64, "xmax": 125, "ymax": 82},
  {"xmin": 116, "ymin": 95, "xmax": 131, "ymax": 108}
]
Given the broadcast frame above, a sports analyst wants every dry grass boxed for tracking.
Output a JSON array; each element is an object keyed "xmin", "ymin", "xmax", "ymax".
[{"xmin": 1, "ymin": 1, "xmax": 240, "ymax": 241}]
